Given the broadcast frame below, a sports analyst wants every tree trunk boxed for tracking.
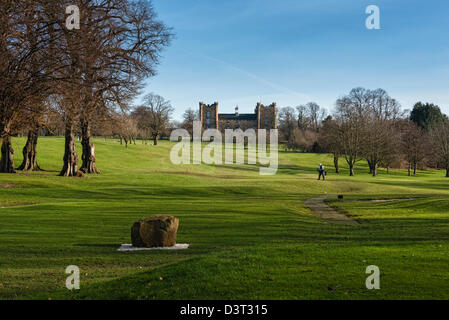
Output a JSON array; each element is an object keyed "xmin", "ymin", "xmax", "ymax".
[
  {"xmin": 446, "ymin": 163, "xmax": 449, "ymax": 178},
  {"xmin": 408, "ymin": 163, "xmax": 411, "ymax": 176},
  {"xmin": 413, "ymin": 162, "xmax": 417, "ymax": 176},
  {"xmin": 349, "ymin": 163, "xmax": 354, "ymax": 176},
  {"xmin": 59, "ymin": 121, "xmax": 79, "ymax": 177},
  {"xmin": 367, "ymin": 160, "xmax": 373, "ymax": 174},
  {"xmin": 153, "ymin": 136, "xmax": 158, "ymax": 146},
  {"xmin": 0, "ymin": 135, "xmax": 15, "ymax": 173},
  {"xmin": 18, "ymin": 129, "xmax": 40, "ymax": 171},
  {"xmin": 333, "ymin": 155, "xmax": 339, "ymax": 174},
  {"xmin": 372, "ymin": 162, "xmax": 378, "ymax": 177},
  {"xmin": 80, "ymin": 120, "xmax": 100, "ymax": 174}
]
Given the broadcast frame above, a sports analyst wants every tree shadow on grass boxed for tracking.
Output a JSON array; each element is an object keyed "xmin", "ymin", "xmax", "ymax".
[
  {"xmin": 74, "ymin": 243, "xmax": 119, "ymax": 248},
  {"xmin": 204, "ymin": 162, "xmax": 315, "ymax": 176},
  {"xmin": 371, "ymin": 180, "xmax": 449, "ymax": 190}
]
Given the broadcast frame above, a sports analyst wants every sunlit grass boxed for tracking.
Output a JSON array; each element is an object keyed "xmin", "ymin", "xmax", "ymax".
[{"xmin": 0, "ymin": 137, "xmax": 448, "ymax": 299}]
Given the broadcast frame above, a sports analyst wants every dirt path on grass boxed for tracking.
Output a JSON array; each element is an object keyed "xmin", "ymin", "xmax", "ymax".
[{"xmin": 304, "ymin": 195, "xmax": 358, "ymax": 225}]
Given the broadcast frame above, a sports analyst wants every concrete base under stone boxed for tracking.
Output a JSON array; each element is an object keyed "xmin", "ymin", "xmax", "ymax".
[{"xmin": 118, "ymin": 243, "xmax": 189, "ymax": 251}]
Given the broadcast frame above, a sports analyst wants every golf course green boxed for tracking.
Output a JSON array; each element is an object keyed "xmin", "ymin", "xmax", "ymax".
[{"xmin": 0, "ymin": 137, "xmax": 448, "ymax": 300}]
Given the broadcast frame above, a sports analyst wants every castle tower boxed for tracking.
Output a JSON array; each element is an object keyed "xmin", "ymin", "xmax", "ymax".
[
  {"xmin": 199, "ymin": 102, "xmax": 219, "ymax": 130},
  {"xmin": 256, "ymin": 102, "xmax": 277, "ymax": 129}
]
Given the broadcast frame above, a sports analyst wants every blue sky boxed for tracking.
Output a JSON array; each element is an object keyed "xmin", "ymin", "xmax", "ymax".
[{"xmin": 144, "ymin": 0, "xmax": 449, "ymax": 120}]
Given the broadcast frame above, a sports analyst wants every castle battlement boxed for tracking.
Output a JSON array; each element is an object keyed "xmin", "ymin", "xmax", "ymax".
[{"xmin": 199, "ymin": 102, "xmax": 277, "ymax": 131}]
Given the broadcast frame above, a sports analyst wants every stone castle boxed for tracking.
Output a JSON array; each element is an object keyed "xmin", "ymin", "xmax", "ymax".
[{"xmin": 199, "ymin": 102, "xmax": 277, "ymax": 131}]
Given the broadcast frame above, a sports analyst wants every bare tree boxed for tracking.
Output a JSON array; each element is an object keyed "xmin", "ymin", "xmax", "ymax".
[
  {"xmin": 0, "ymin": 1, "xmax": 58, "ymax": 173},
  {"xmin": 116, "ymin": 114, "xmax": 138, "ymax": 148},
  {"xmin": 43, "ymin": 105, "xmax": 66, "ymax": 136},
  {"xmin": 79, "ymin": 0, "xmax": 171, "ymax": 173},
  {"xmin": 333, "ymin": 88, "xmax": 401, "ymax": 177},
  {"xmin": 131, "ymin": 107, "xmax": 151, "ymax": 144},
  {"xmin": 181, "ymin": 108, "xmax": 198, "ymax": 140},
  {"xmin": 305, "ymin": 102, "xmax": 326, "ymax": 132},
  {"xmin": 286, "ymin": 128, "xmax": 318, "ymax": 152},
  {"xmin": 362, "ymin": 89, "xmax": 401, "ymax": 176},
  {"xmin": 429, "ymin": 120, "xmax": 449, "ymax": 177},
  {"xmin": 278, "ymin": 107, "xmax": 297, "ymax": 143},
  {"xmin": 334, "ymin": 88, "xmax": 368, "ymax": 176},
  {"xmin": 400, "ymin": 119, "xmax": 427, "ymax": 176},
  {"xmin": 319, "ymin": 116, "xmax": 342, "ymax": 173},
  {"xmin": 45, "ymin": 0, "xmax": 172, "ymax": 176},
  {"xmin": 296, "ymin": 105, "xmax": 309, "ymax": 130},
  {"xmin": 17, "ymin": 104, "xmax": 48, "ymax": 171},
  {"xmin": 134, "ymin": 93, "xmax": 174, "ymax": 146}
]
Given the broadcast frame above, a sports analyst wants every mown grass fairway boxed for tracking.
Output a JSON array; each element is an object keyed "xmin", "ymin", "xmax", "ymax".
[{"xmin": 1, "ymin": 137, "xmax": 449, "ymax": 299}]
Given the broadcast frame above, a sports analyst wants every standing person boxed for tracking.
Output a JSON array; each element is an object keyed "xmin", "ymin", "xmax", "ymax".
[{"xmin": 318, "ymin": 163, "xmax": 326, "ymax": 181}]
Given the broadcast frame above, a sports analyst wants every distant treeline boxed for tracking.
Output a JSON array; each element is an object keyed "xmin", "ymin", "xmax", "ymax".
[{"xmin": 276, "ymin": 88, "xmax": 449, "ymax": 177}]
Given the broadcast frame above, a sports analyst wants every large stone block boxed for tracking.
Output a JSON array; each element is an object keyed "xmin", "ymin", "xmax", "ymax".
[{"xmin": 131, "ymin": 215, "xmax": 179, "ymax": 248}]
